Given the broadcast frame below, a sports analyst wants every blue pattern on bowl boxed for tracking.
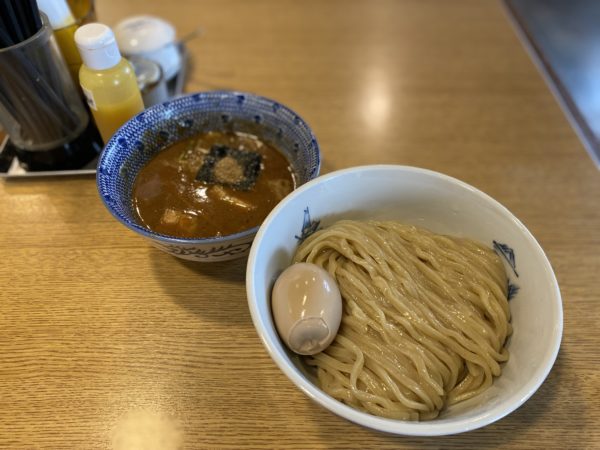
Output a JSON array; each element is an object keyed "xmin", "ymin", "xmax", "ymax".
[
  {"xmin": 153, "ymin": 241, "xmax": 253, "ymax": 259},
  {"xmin": 493, "ymin": 240, "xmax": 520, "ymax": 300},
  {"xmin": 507, "ymin": 283, "xmax": 520, "ymax": 300},
  {"xmin": 294, "ymin": 207, "xmax": 320, "ymax": 242},
  {"xmin": 493, "ymin": 241, "xmax": 519, "ymax": 277},
  {"xmin": 97, "ymin": 91, "xmax": 321, "ymax": 261}
]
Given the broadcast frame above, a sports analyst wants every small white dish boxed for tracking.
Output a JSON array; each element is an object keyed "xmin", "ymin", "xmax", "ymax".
[{"xmin": 246, "ymin": 165, "xmax": 563, "ymax": 435}]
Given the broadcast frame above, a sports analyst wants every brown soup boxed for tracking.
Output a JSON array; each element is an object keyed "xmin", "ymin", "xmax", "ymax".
[{"xmin": 132, "ymin": 130, "xmax": 296, "ymax": 239}]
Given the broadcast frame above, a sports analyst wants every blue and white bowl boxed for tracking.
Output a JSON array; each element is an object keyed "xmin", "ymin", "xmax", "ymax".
[
  {"xmin": 97, "ymin": 91, "xmax": 321, "ymax": 261},
  {"xmin": 246, "ymin": 165, "xmax": 563, "ymax": 436}
]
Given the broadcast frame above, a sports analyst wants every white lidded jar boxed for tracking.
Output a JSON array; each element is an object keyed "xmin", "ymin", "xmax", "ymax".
[{"xmin": 114, "ymin": 15, "xmax": 182, "ymax": 84}]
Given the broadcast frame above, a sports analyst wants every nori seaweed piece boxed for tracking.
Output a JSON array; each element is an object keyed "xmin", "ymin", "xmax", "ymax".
[{"xmin": 195, "ymin": 144, "xmax": 262, "ymax": 190}]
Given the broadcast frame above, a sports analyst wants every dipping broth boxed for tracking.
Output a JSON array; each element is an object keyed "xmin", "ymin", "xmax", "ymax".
[{"xmin": 132, "ymin": 130, "xmax": 296, "ymax": 238}]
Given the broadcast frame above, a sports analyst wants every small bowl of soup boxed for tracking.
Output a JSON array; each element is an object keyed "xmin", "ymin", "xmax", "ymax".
[{"xmin": 97, "ymin": 91, "xmax": 320, "ymax": 261}]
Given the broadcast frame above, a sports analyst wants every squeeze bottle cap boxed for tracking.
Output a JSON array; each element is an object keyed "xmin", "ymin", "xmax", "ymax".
[
  {"xmin": 75, "ymin": 23, "xmax": 122, "ymax": 70},
  {"xmin": 37, "ymin": 0, "xmax": 75, "ymax": 29}
]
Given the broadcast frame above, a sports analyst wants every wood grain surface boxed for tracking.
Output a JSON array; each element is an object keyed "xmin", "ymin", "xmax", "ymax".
[{"xmin": 1, "ymin": 0, "xmax": 599, "ymax": 448}]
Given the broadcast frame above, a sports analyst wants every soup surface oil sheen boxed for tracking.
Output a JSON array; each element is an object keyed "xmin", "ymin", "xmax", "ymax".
[{"xmin": 132, "ymin": 131, "xmax": 296, "ymax": 238}]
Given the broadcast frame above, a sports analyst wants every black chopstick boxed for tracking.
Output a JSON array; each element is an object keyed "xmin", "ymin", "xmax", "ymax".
[
  {"xmin": 11, "ymin": 0, "xmax": 34, "ymax": 39},
  {"xmin": 27, "ymin": 0, "xmax": 42, "ymax": 34},
  {"xmin": 0, "ymin": 16, "xmax": 14, "ymax": 47},
  {"xmin": 11, "ymin": 0, "xmax": 29, "ymax": 39},
  {"xmin": 0, "ymin": 0, "xmax": 42, "ymax": 46},
  {"xmin": 0, "ymin": 0, "xmax": 24, "ymax": 43}
]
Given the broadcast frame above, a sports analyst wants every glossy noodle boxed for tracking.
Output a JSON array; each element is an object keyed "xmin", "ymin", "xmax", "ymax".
[{"xmin": 293, "ymin": 220, "xmax": 511, "ymax": 421}]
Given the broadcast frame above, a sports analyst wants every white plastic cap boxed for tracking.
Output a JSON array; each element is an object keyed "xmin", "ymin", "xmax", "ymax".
[
  {"xmin": 114, "ymin": 15, "xmax": 181, "ymax": 80},
  {"xmin": 114, "ymin": 15, "xmax": 175, "ymax": 53},
  {"xmin": 75, "ymin": 23, "xmax": 122, "ymax": 70},
  {"xmin": 37, "ymin": 0, "xmax": 75, "ymax": 29}
]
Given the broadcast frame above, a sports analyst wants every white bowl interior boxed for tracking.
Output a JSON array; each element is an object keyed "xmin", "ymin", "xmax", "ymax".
[{"xmin": 246, "ymin": 165, "xmax": 562, "ymax": 436}]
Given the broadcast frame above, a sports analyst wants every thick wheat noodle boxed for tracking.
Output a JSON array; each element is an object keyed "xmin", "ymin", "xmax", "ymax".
[{"xmin": 294, "ymin": 220, "xmax": 511, "ymax": 421}]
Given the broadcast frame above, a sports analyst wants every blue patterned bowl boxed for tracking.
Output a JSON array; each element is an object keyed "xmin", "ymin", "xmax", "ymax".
[{"xmin": 97, "ymin": 91, "xmax": 321, "ymax": 261}]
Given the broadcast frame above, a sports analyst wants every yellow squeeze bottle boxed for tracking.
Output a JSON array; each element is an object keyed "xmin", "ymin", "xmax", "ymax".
[
  {"xmin": 37, "ymin": 0, "xmax": 83, "ymax": 84},
  {"xmin": 75, "ymin": 23, "xmax": 144, "ymax": 143}
]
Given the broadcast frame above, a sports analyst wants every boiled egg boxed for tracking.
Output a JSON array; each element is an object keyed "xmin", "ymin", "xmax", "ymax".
[{"xmin": 271, "ymin": 263, "xmax": 342, "ymax": 355}]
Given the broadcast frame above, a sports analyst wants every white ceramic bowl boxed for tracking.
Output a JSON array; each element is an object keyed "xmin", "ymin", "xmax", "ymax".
[{"xmin": 246, "ymin": 165, "xmax": 562, "ymax": 436}]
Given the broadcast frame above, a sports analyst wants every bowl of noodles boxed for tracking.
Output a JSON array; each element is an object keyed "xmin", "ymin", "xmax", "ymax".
[{"xmin": 245, "ymin": 165, "xmax": 562, "ymax": 436}]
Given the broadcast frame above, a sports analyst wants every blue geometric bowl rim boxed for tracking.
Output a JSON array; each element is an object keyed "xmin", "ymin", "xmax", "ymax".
[{"xmin": 96, "ymin": 90, "xmax": 322, "ymax": 245}]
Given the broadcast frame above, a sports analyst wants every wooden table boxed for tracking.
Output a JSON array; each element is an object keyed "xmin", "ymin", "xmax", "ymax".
[{"xmin": 1, "ymin": 0, "xmax": 598, "ymax": 448}]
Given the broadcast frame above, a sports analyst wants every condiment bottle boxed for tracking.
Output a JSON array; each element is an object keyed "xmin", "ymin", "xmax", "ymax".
[
  {"xmin": 67, "ymin": 0, "xmax": 96, "ymax": 24},
  {"xmin": 74, "ymin": 23, "xmax": 144, "ymax": 143},
  {"xmin": 37, "ymin": 0, "xmax": 83, "ymax": 84},
  {"xmin": 129, "ymin": 56, "xmax": 169, "ymax": 107},
  {"xmin": 114, "ymin": 16, "xmax": 183, "ymax": 96}
]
